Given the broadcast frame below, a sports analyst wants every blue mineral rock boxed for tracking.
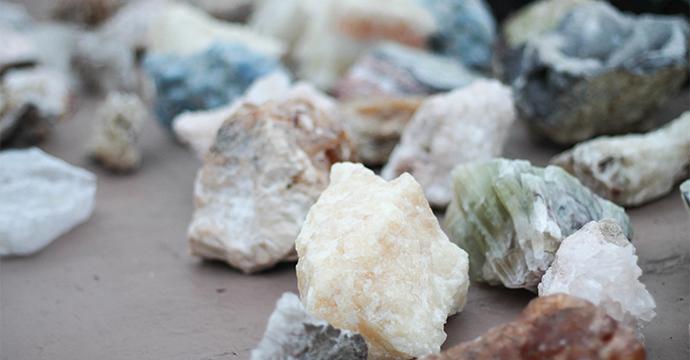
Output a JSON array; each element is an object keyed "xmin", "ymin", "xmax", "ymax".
[{"xmin": 144, "ymin": 42, "xmax": 282, "ymax": 130}]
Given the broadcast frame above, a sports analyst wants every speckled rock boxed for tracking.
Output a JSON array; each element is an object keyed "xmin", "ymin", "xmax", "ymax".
[
  {"xmin": 444, "ymin": 158, "xmax": 631, "ymax": 290},
  {"xmin": 251, "ymin": 293, "xmax": 368, "ymax": 360},
  {"xmin": 552, "ymin": 111, "xmax": 690, "ymax": 207},
  {"xmin": 513, "ymin": 2, "xmax": 689, "ymax": 144},
  {"xmin": 296, "ymin": 162, "xmax": 469, "ymax": 359}
]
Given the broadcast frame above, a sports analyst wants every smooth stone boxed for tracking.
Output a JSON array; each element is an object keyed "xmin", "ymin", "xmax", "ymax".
[
  {"xmin": 382, "ymin": 79, "xmax": 515, "ymax": 207},
  {"xmin": 421, "ymin": 294, "xmax": 645, "ymax": 360},
  {"xmin": 187, "ymin": 99, "xmax": 355, "ymax": 273},
  {"xmin": 296, "ymin": 162, "xmax": 469, "ymax": 359},
  {"xmin": 444, "ymin": 158, "xmax": 631, "ymax": 290},
  {"xmin": 251, "ymin": 293, "xmax": 368, "ymax": 360},
  {"xmin": 0, "ymin": 148, "xmax": 96, "ymax": 256},
  {"xmin": 552, "ymin": 111, "xmax": 690, "ymax": 207}
]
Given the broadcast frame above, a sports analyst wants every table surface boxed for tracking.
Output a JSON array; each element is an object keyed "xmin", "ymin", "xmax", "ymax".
[{"xmin": 1, "ymin": 2, "xmax": 689, "ymax": 359}]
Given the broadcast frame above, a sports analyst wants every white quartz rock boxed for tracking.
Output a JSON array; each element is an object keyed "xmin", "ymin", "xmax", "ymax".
[
  {"xmin": 539, "ymin": 219, "xmax": 656, "ymax": 330},
  {"xmin": 296, "ymin": 162, "xmax": 470, "ymax": 359},
  {"xmin": 0, "ymin": 148, "xmax": 96, "ymax": 256},
  {"xmin": 553, "ymin": 111, "xmax": 690, "ymax": 207},
  {"xmin": 382, "ymin": 79, "xmax": 516, "ymax": 207}
]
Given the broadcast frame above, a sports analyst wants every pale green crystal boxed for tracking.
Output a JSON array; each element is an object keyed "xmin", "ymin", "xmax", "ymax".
[{"xmin": 444, "ymin": 158, "xmax": 631, "ymax": 291}]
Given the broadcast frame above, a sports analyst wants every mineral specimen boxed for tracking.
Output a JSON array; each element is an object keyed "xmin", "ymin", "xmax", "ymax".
[
  {"xmin": 513, "ymin": 2, "xmax": 689, "ymax": 144},
  {"xmin": 72, "ymin": 32, "xmax": 138, "ymax": 93},
  {"xmin": 188, "ymin": 99, "xmax": 355, "ymax": 273},
  {"xmin": 539, "ymin": 220, "xmax": 656, "ymax": 330},
  {"xmin": 144, "ymin": 42, "xmax": 282, "ymax": 130},
  {"xmin": 88, "ymin": 92, "xmax": 147, "ymax": 173},
  {"xmin": 333, "ymin": 42, "xmax": 480, "ymax": 100},
  {"xmin": 443, "ymin": 158, "xmax": 631, "ymax": 290},
  {"xmin": 341, "ymin": 97, "xmax": 423, "ymax": 165},
  {"xmin": 296, "ymin": 162, "xmax": 469, "ymax": 359},
  {"xmin": 382, "ymin": 79, "xmax": 515, "ymax": 207},
  {"xmin": 421, "ymin": 294, "xmax": 645, "ymax": 360},
  {"xmin": 0, "ymin": 148, "xmax": 96, "ymax": 256},
  {"xmin": 51, "ymin": 0, "xmax": 126, "ymax": 27},
  {"xmin": 552, "ymin": 111, "xmax": 690, "ymax": 207},
  {"xmin": 251, "ymin": 293, "xmax": 368, "ymax": 360},
  {"xmin": 0, "ymin": 24, "xmax": 38, "ymax": 73}
]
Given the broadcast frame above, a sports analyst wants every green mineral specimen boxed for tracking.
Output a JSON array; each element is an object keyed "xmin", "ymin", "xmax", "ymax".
[{"xmin": 443, "ymin": 158, "xmax": 631, "ymax": 291}]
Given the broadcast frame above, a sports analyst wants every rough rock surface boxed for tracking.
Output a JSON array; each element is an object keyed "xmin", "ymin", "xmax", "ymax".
[
  {"xmin": 513, "ymin": 2, "xmax": 689, "ymax": 144},
  {"xmin": 88, "ymin": 92, "xmax": 147, "ymax": 173},
  {"xmin": 188, "ymin": 99, "xmax": 355, "ymax": 273},
  {"xmin": 251, "ymin": 293, "xmax": 368, "ymax": 360},
  {"xmin": 341, "ymin": 97, "xmax": 423, "ymax": 165},
  {"xmin": 334, "ymin": 42, "xmax": 479, "ymax": 100},
  {"xmin": 0, "ymin": 148, "xmax": 96, "ymax": 256},
  {"xmin": 144, "ymin": 42, "xmax": 281, "ymax": 130},
  {"xmin": 382, "ymin": 79, "xmax": 515, "ymax": 207},
  {"xmin": 539, "ymin": 220, "xmax": 656, "ymax": 330},
  {"xmin": 72, "ymin": 32, "xmax": 138, "ymax": 94},
  {"xmin": 553, "ymin": 111, "xmax": 690, "ymax": 207},
  {"xmin": 444, "ymin": 158, "xmax": 631, "ymax": 290},
  {"xmin": 421, "ymin": 294, "xmax": 645, "ymax": 360},
  {"xmin": 296, "ymin": 162, "xmax": 470, "ymax": 359}
]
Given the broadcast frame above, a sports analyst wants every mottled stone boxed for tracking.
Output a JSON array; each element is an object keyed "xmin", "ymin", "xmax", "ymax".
[
  {"xmin": 334, "ymin": 42, "xmax": 480, "ymax": 100},
  {"xmin": 421, "ymin": 294, "xmax": 645, "ymax": 360},
  {"xmin": 444, "ymin": 158, "xmax": 631, "ymax": 290},
  {"xmin": 0, "ymin": 148, "xmax": 96, "ymax": 256},
  {"xmin": 88, "ymin": 92, "xmax": 147, "ymax": 173},
  {"xmin": 251, "ymin": 293, "xmax": 368, "ymax": 360},
  {"xmin": 296, "ymin": 162, "xmax": 469, "ymax": 359},
  {"xmin": 341, "ymin": 97, "xmax": 423, "ymax": 165},
  {"xmin": 188, "ymin": 99, "xmax": 355, "ymax": 273},
  {"xmin": 553, "ymin": 111, "xmax": 690, "ymax": 207},
  {"xmin": 539, "ymin": 220, "xmax": 656, "ymax": 331},
  {"xmin": 51, "ymin": 0, "xmax": 126, "ymax": 27},
  {"xmin": 144, "ymin": 42, "xmax": 282, "ymax": 130},
  {"xmin": 513, "ymin": 2, "xmax": 689, "ymax": 144},
  {"xmin": 382, "ymin": 79, "xmax": 515, "ymax": 207}
]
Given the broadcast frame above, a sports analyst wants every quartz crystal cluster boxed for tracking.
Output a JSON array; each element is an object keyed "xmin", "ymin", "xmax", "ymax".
[
  {"xmin": 187, "ymin": 98, "xmax": 355, "ymax": 273},
  {"xmin": 444, "ymin": 158, "xmax": 631, "ymax": 290},
  {"xmin": 251, "ymin": 293, "xmax": 368, "ymax": 360},
  {"xmin": 382, "ymin": 79, "xmax": 515, "ymax": 207},
  {"xmin": 553, "ymin": 111, "xmax": 690, "ymax": 207},
  {"xmin": 296, "ymin": 162, "xmax": 469, "ymax": 359},
  {"xmin": 422, "ymin": 294, "xmax": 645, "ymax": 360}
]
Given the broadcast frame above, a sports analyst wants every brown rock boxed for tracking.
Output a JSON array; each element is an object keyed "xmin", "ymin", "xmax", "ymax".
[{"xmin": 422, "ymin": 294, "xmax": 645, "ymax": 360}]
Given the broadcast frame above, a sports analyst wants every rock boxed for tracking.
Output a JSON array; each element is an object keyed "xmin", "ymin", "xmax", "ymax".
[
  {"xmin": 71, "ymin": 32, "xmax": 138, "ymax": 93},
  {"xmin": 188, "ymin": 99, "xmax": 355, "ymax": 273},
  {"xmin": 443, "ymin": 158, "xmax": 631, "ymax": 290},
  {"xmin": 0, "ymin": 68, "xmax": 71, "ymax": 146},
  {"xmin": 538, "ymin": 220, "xmax": 656, "ymax": 331},
  {"xmin": 88, "ymin": 92, "xmax": 147, "ymax": 173},
  {"xmin": 0, "ymin": 2, "xmax": 33, "ymax": 30},
  {"xmin": 682, "ymin": 180, "xmax": 690, "ymax": 211},
  {"xmin": 552, "ymin": 111, "xmax": 690, "ymax": 207},
  {"xmin": 0, "ymin": 148, "xmax": 96, "ymax": 256},
  {"xmin": 98, "ymin": 0, "xmax": 171, "ymax": 54},
  {"xmin": 296, "ymin": 162, "xmax": 470, "ymax": 359},
  {"xmin": 382, "ymin": 79, "xmax": 515, "ymax": 207},
  {"xmin": 333, "ymin": 42, "xmax": 480, "ymax": 100},
  {"xmin": 27, "ymin": 23, "xmax": 81, "ymax": 80},
  {"xmin": 420, "ymin": 294, "xmax": 645, "ymax": 360},
  {"xmin": 51, "ymin": 0, "xmax": 126, "ymax": 27},
  {"xmin": 251, "ymin": 293, "xmax": 368, "ymax": 360},
  {"xmin": 513, "ymin": 2, "xmax": 689, "ymax": 144},
  {"xmin": 185, "ymin": 0, "xmax": 253, "ymax": 21},
  {"xmin": 341, "ymin": 97, "xmax": 423, "ymax": 165},
  {"xmin": 0, "ymin": 25, "xmax": 38, "ymax": 74},
  {"xmin": 144, "ymin": 42, "xmax": 282, "ymax": 130}
]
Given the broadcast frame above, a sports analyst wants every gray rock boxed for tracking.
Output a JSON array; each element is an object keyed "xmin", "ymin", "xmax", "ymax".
[
  {"xmin": 251, "ymin": 293, "xmax": 368, "ymax": 360},
  {"xmin": 513, "ymin": 2, "xmax": 689, "ymax": 145}
]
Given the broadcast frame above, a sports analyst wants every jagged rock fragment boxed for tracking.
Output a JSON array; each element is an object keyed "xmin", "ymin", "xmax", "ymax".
[
  {"xmin": 421, "ymin": 294, "xmax": 645, "ymax": 360},
  {"xmin": 88, "ymin": 92, "xmax": 147, "ymax": 173},
  {"xmin": 382, "ymin": 79, "xmax": 515, "ymax": 207},
  {"xmin": 0, "ymin": 25, "xmax": 38, "ymax": 73},
  {"xmin": 539, "ymin": 220, "xmax": 656, "ymax": 331},
  {"xmin": 0, "ymin": 148, "xmax": 96, "ymax": 256},
  {"xmin": 296, "ymin": 162, "xmax": 469, "ymax": 359},
  {"xmin": 251, "ymin": 293, "xmax": 368, "ymax": 360},
  {"xmin": 188, "ymin": 99, "xmax": 355, "ymax": 273},
  {"xmin": 552, "ymin": 111, "xmax": 690, "ymax": 207},
  {"xmin": 513, "ymin": 2, "xmax": 689, "ymax": 144},
  {"xmin": 444, "ymin": 158, "xmax": 631, "ymax": 290}
]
